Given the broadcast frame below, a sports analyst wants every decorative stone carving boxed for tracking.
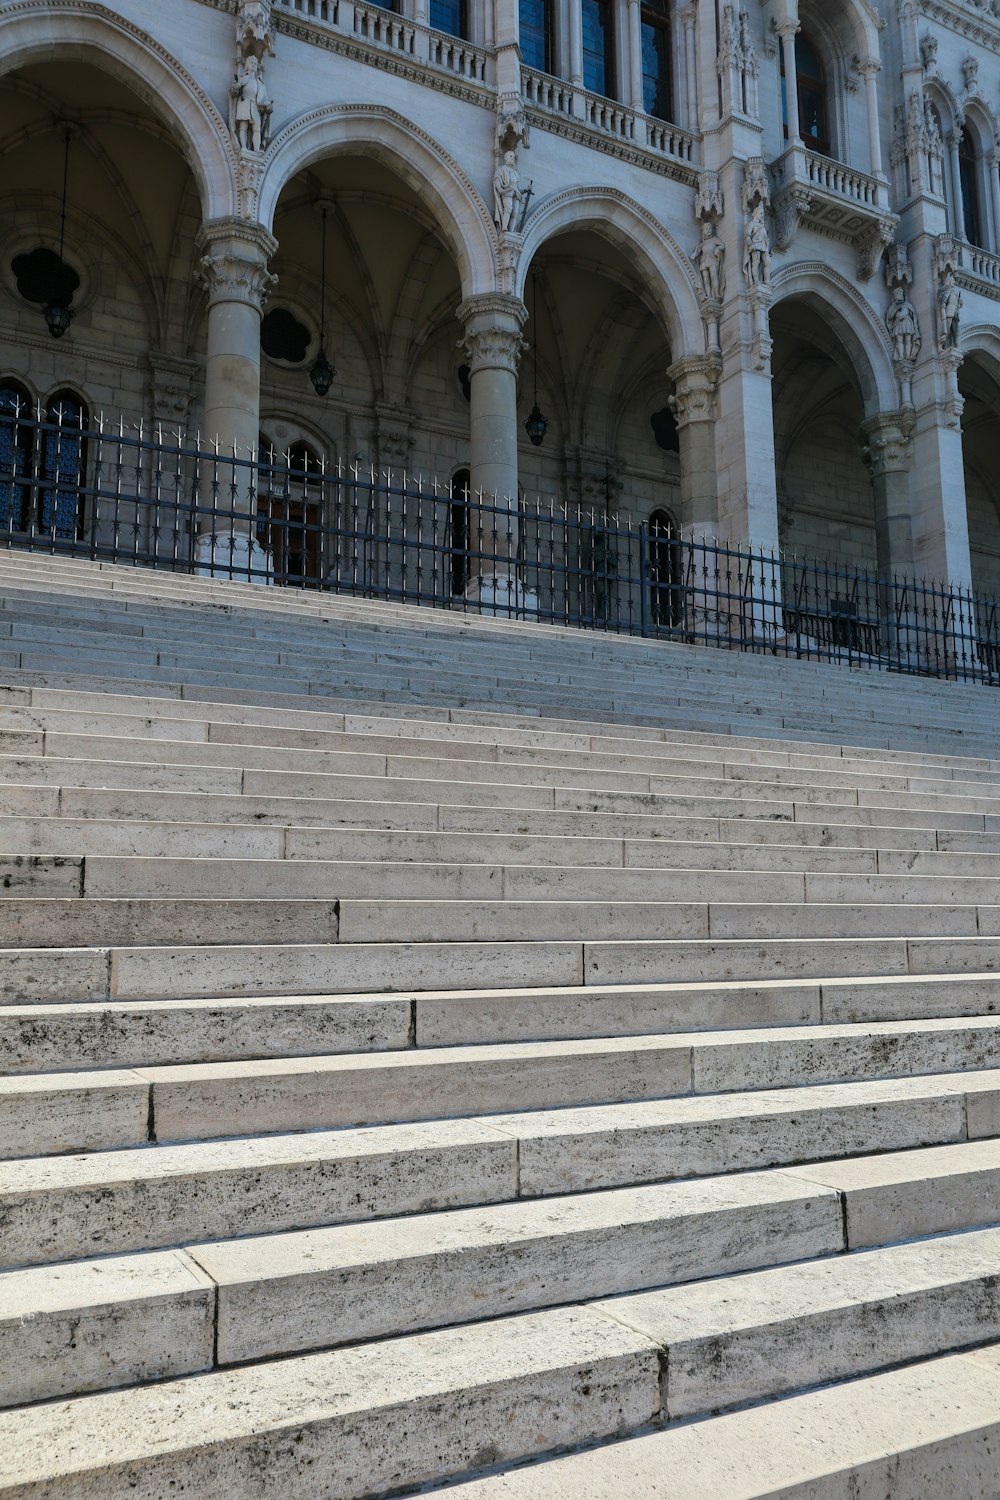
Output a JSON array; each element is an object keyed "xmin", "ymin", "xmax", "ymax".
[
  {"xmin": 861, "ymin": 413, "xmax": 915, "ymax": 480},
  {"xmin": 771, "ymin": 186, "xmax": 812, "ymax": 253},
  {"xmin": 856, "ymin": 220, "xmax": 896, "ymax": 282},
  {"xmin": 963, "ymin": 55, "xmax": 981, "ymax": 94},
  {"xmin": 695, "ymin": 171, "xmax": 724, "ymax": 221},
  {"xmin": 196, "ymin": 219, "xmax": 278, "ymax": 310},
  {"xmin": 495, "ymin": 95, "xmax": 530, "ymax": 155},
  {"xmin": 375, "ymin": 404, "xmax": 414, "ymax": 468},
  {"xmin": 695, "ymin": 218, "xmax": 726, "ymax": 304},
  {"xmin": 739, "ymin": 11, "xmax": 760, "ymax": 118},
  {"xmin": 230, "ymin": 0, "xmax": 275, "ymax": 157},
  {"xmin": 741, "ymin": 157, "xmax": 771, "ymax": 215},
  {"xmin": 920, "ymin": 33, "xmax": 939, "ymax": 73},
  {"xmin": 148, "ymin": 354, "xmax": 199, "ymax": 430},
  {"xmin": 886, "ymin": 280, "xmax": 921, "ymax": 365},
  {"xmin": 493, "ymin": 150, "xmax": 523, "ymax": 235},
  {"xmin": 456, "ymin": 294, "xmax": 527, "ymax": 375},
  {"xmin": 717, "ymin": 6, "xmax": 759, "ymax": 119},
  {"xmin": 667, "ymin": 355, "xmax": 722, "ymax": 429},
  {"xmin": 938, "ymin": 265, "xmax": 963, "ymax": 349},
  {"xmin": 744, "ymin": 205, "xmax": 771, "ymax": 285}
]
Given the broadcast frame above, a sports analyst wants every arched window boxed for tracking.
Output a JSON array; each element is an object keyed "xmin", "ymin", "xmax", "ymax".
[
  {"xmin": 649, "ymin": 507, "xmax": 682, "ymax": 629},
  {"xmin": 41, "ymin": 392, "xmax": 89, "ymax": 540},
  {"xmin": 519, "ymin": 0, "xmax": 552, "ymax": 72},
  {"xmin": 0, "ymin": 386, "xmax": 88, "ymax": 540},
  {"xmin": 449, "ymin": 467, "xmax": 471, "ymax": 597},
  {"xmin": 782, "ymin": 31, "xmax": 830, "ymax": 157},
  {"xmin": 582, "ymin": 0, "xmax": 615, "ymax": 96},
  {"xmin": 0, "ymin": 382, "xmax": 33, "ymax": 536},
  {"xmin": 258, "ymin": 435, "xmax": 324, "ymax": 587},
  {"xmin": 640, "ymin": 0, "xmax": 672, "ymax": 120},
  {"xmin": 959, "ymin": 131, "xmax": 984, "ymax": 247}
]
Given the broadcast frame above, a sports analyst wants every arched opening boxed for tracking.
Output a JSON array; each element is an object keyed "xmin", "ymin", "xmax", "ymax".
[
  {"xmin": 648, "ymin": 506, "xmax": 681, "ymax": 629},
  {"xmin": 771, "ymin": 298, "xmax": 875, "ymax": 580},
  {"xmin": 783, "ymin": 31, "xmax": 830, "ymax": 156},
  {"xmin": 640, "ymin": 0, "xmax": 672, "ymax": 121},
  {"xmin": 960, "ymin": 356, "xmax": 1000, "ymax": 603},
  {"xmin": 0, "ymin": 58, "xmax": 205, "ymax": 439}
]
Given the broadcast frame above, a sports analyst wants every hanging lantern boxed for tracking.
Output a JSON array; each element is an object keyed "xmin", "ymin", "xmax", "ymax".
[
  {"xmin": 525, "ymin": 400, "xmax": 547, "ymax": 447},
  {"xmin": 524, "ymin": 273, "xmax": 547, "ymax": 447},
  {"xmin": 309, "ymin": 202, "xmax": 336, "ymax": 398}
]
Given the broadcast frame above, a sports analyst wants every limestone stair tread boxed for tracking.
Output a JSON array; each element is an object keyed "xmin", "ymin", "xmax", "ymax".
[
  {"xmin": 3, "ymin": 1072, "xmax": 998, "ymax": 1267},
  {"xmin": 8, "ymin": 1019, "xmax": 1000, "ymax": 1157}
]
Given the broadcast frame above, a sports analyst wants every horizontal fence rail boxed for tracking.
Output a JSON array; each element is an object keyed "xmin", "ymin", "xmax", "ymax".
[{"xmin": 0, "ymin": 405, "xmax": 998, "ymax": 686}]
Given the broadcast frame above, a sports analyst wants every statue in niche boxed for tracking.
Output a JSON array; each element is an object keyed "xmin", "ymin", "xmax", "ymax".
[
  {"xmin": 237, "ymin": 0, "xmax": 273, "ymax": 53},
  {"xmin": 695, "ymin": 218, "xmax": 726, "ymax": 302},
  {"xmin": 230, "ymin": 53, "xmax": 272, "ymax": 154},
  {"xmin": 886, "ymin": 284, "xmax": 921, "ymax": 364},
  {"xmin": 492, "ymin": 150, "xmax": 523, "ymax": 234},
  {"xmin": 743, "ymin": 201, "xmax": 771, "ymax": 287},
  {"xmin": 938, "ymin": 267, "xmax": 963, "ymax": 348}
]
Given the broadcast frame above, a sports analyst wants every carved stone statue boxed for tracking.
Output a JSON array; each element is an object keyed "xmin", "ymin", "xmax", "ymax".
[
  {"xmin": 230, "ymin": 54, "xmax": 272, "ymax": 154},
  {"xmin": 887, "ymin": 285, "xmax": 921, "ymax": 364},
  {"xmin": 938, "ymin": 267, "xmax": 963, "ymax": 349},
  {"xmin": 695, "ymin": 218, "xmax": 726, "ymax": 303},
  {"xmin": 493, "ymin": 150, "xmax": 522, "ymax": 235},
  {"xmin": 743, "ymin": 201, "xmax": 771, "ymax": 287}
]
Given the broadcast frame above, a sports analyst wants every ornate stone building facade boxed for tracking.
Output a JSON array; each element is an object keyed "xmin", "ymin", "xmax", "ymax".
[{"xmin": 1, "ymin": 0, "xmax": 1000, "ymax": 599}]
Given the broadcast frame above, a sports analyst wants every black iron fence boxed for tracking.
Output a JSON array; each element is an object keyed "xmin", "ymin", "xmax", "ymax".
[{"xmin": 1, "ymin": 403, "xmax": 998, "ymax": 685}]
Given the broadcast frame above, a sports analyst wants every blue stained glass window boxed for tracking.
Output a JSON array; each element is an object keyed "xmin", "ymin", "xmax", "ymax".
[{"xmin": 582, "ymin": 0, "xmax": 613, "ymax": 96}]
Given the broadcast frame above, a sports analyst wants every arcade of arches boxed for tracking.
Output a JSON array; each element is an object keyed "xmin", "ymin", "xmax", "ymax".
[{"xmin": 1, "ymin": 44, "xmax": 998, "ymax": 606}]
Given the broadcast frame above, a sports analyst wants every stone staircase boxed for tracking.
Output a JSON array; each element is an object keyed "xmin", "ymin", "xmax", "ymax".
[{"xmin": 4, "ymin": 552, "xmax": 1000, "ymax": 1494}]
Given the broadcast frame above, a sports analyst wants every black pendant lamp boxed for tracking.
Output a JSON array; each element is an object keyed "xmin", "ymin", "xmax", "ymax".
[
  {"xmin": 309, "ymin": 203, "xmax": 335, "ymax": 398},
  {"xmin": 44, "ymin": 130, "xmax": 75, "ymax": 339},
  {"xmin": 524, "ymin": 274, "xmax": 547, "ymax": 448}
]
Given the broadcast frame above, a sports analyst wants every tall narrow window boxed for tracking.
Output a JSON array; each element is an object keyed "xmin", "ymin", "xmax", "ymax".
[
  {"xmin": 782, "ymin": 31, "xmax": 829, "ymax": 156},
  {"xmin": 449, "ymin": 468, "xmax": 471, "ymax": 597},
  {"xmin": 959, "ymin": 132, "xmax": 983, "ymax": 247},
  {"xmin": 519, "ymin": 0, "xmax": 552, "ymax": 71},
  {"xmin": 640, "ymin": 0, "xmax": 672, "ymax": 120},
  {"xmin": 0, "ymin": 382, "xmax": 33, "ymax": 534},
  {"xmin": 429, "ymin": 0, "xmax": 466, "ymax": 36},
  {"xmin": 582, "ymin": 0, "xmax": 614, "ymax": 96}
]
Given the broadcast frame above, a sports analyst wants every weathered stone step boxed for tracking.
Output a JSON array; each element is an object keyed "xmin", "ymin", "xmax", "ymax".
[
  {"xmin": 7, "ymin": 1072, "xmax": 996, "ymax": 1268},
  {"xmin": 12, "ymin": 969, "xmax": 999, "ymax": 1072},
  {"xmin": 0, "ymin": 1290, "xmax": 664, "ymax": 1498},
  {"xmin": 8, "ymin": 1019, "xmax": 1000, "ymax": 1157},
  {"xmin": 0, "ymin": 898, "xmax": 340, "ymax": 948},
  {"xmin": 0, "ymin": 1170, "xmax": 842, "ymax": 1405},
  {"xmin": 16, "ymin": 933, "xmax": 1000, "ymax": 1006},
  {"xmin": 423, "ymin": 1344, "xmax": 1000, "ymax": 1500}
]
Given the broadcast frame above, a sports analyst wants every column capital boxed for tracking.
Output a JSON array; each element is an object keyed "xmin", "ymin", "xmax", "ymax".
[
  {"xmin": 456, "ymin": 293, "xmax": 528, "ymax": 374},
  {"xmin": 196, "ymin": 217, "xmax": 278, "ymax": 311},
  {"xmin": 862, "ymin": 412, "xmax": 915, "ymax": 478},
  {"xmin": 775, "ymin": 16, "xmax": 801, "ymax": 41},
  {"xmin": 667, "ymin": 354, "xmax": 722, "ymax": 427}
]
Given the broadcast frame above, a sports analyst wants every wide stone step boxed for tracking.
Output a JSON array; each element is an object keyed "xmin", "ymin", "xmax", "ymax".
[
  {"xmin": 423, "ymin": 1344, "xmax": 1000, "ymax": 1500},
  {"xmin": 0, "ymin": 898, "xmax": 340, "ymax": 948},
  {"xmin": 7, "ymin": 1073, "xmax": 998, "ymax": 1267},
  {"xmin": 16, "ymin": 933, "xmax": 1000, "ymax": 1005},
  {"xmin": 0, "ymin": 1169, "xmax": 843, "ymax": 1405},
  {"xmin": 8, "ymin": 1021, "xmax": 1000, "ymax": 1157},
  {"xmin": 0, "ymin": 1301, "xmax": 664, "ymax": 1499}
]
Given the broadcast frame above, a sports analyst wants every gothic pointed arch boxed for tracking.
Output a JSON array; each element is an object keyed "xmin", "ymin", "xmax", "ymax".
[
  {"xmin": 516, "ymin": 186, "xmax": 703, "ymax": 355},
  {"xmin": 770, "ymin": 263, "xmax": 898, "ymax": 416},
  {"xmin": 257, "ymin": 105, "xmax": 498, "ymax": 302},
  {"xmin": 0, "ymin": 1, "xmax": 237, "ymax": 221}
]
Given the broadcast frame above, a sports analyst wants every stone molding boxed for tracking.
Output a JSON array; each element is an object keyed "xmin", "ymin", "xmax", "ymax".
[
  {"xmin": 457, "ymin": 294, "xmax": 528, "ymax": 374},
  {"xmin": 666, "ymin": 355, "xmax": 722, "ymax": 428},
  {"xmin": 196, "ymin": 217, "xmax": 279, "ymax": 309}
]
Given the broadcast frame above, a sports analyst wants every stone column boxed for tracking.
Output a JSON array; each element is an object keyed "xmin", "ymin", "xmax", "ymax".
[
  {"xmin": 457, "ymin": 293, "xmax": 532, "ymax": 615},
  {"xmin": 777, "ymin": 19, "xmax": 801, "ymax": 147},
  {"xmin": 681, "ymin": 4, "xmax": 698, "ymax": 128},
  {"xmin": 863, "ymin": 414, "xmax": 916, "ymax": 579},
  {"xmin": 195, "ymin": 217, "xmax": 277, "ymax": 579},
  {"xmin": 947, "ymin": 133, "xmax": 962, "ymax": 236},
  {"xmin": 859, "ymin": 59, "xmax": 883, "ymax": 177},
  {"xmin": 668, "ymin": 355, "xmax": 720, "ymax": 539},
  {"xmin": 568, "ymin": 0, "xmax": 583, "ymax": 86},
  {"xmin": 627, "ymin": 0, "xmax": 644, "ymax": 110}
]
